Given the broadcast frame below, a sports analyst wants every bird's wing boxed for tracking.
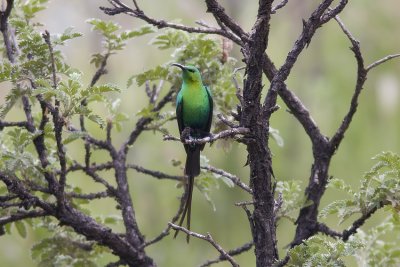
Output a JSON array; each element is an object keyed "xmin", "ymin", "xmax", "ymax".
[
  {"xmin": 176, "ymin": 90, "xmax": 184, "ymax": 134},
  {"xmin": 205, "ymin": 85, "xmax": 213, "ymax": 134}
]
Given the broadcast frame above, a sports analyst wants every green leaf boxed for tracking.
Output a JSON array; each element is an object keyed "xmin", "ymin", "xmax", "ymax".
[
  {"xmin": 150, "ymin": 29, "xmax": 188, "ymax": 50},
  {"xmin": 0, "ymin": 87, "xmax": 24, "ymax": 118},
  {"xmin": 52, "ymin": 27, "xmax": 82, "ymax": 46},
  {"xmin": 104, "ymin": 215, "xmax": 122, "ymax": 225},
  {"xmin": 63, "ymin": 131, "xmax": 87, "ymax": 145},
  {"xmin": 87, "ymin": 114, "xmax": 105, "ymax": 128},
  {"xmin": 136, "ymin": 105, "xmax": 157, "ymax": 119},
  {"xmin": 87, "ymin": 18, "xmax": 120, "ymax": 36},
  {"xmin": 21, "ymin": 0, "xmax": 48, "ymax": 20},
  {"xmin": 133, "ymin": 65, "xmax": 170, "ymax": 87},
  {"xmin": 120, "ymin": 25, "xmax": 156, "ymax": 40},
  {"xmin": 90, "ymin": 83, "xmax": 120, "ymax": 94},
  {"xmin": 15, "ymin": 221, "xmax": 27, "ymax": 238}
]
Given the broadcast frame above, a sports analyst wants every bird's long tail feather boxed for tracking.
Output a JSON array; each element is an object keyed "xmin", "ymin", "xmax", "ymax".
[
  {"xmin": 174, "ymin": 147, "xmax": 200, "ymax": 242},
  {"xmin": 185, "ymin": 146, "xmax": 200, "ymax": 177},
  {"xmin": 174, "ymin": 174, "xmax": 194, "ymax": 242}
]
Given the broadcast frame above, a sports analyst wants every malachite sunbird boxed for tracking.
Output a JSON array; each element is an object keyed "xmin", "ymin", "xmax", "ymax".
[{"xmin": 172, "ymin": 63, "xmax": 213, "ymax": 242}]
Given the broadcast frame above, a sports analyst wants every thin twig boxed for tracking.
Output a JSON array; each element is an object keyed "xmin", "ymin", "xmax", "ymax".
[
  {"xmin": 202, "ymin": 165, "xmax": 252, "ymax": 194},
  {"xmin": 272, "ymin": 0, "xmax": 289, "ymax": 14},
  {"xmin": 169, "ymin": 223, "xmax": 240, "ymax": 267},
  {"xmin": 329, "ymin": 15, "xmax": 366, "ymax": 151},
  {"xmin": 342, "ymin": 206, "xmax": 378, "ymax": 241},
  {"xmin": 127, "ymin": 164, "xmax": 182, "ymax": 181},
  {"xmin": 199, "ymin": 241, "xmax": 253, "ymax": 267},
  {"xmin": 141, "ymin": 187, "xmax": 187, "ymax": 248},
  {"xmin": 366, "ymin": 54, "xmax": 400, "ymax": 72}
]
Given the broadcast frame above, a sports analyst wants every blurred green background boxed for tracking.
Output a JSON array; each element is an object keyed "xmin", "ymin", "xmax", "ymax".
[{"xmin": 1, "ymin": 0, "xmax": 399, "ymax": 266}]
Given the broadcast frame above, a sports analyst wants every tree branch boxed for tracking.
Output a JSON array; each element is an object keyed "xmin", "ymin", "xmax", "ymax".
[
  {"xmin": 0, "ymin": 120, "xmax": 28, "ymax": 129},
  {"xmin": 0, "ymin": 210, "xmax": 48, "ymax": 226},
  {"xmin": 329, "ymin": 15, "xmax": 366, "ymax": 151},
  {"xmin": 163, "ymin": 127, "xmax": 250, "ymax": 145},
  {"xmin": 0, "ymin": 0, "xmax": 15, "ymax": 62},
  {"xmin": 342, "ymin": 205, "xmax": 379, "ymax": 241},
  {"xmin": 201, "ymin": 165, "xmax": 252, "ymax": 194},
  {"xmin": 127, "ymin": 163, "xmax": 182, "ymax": 181},
  {"xmin": 100, "ymin": 0, "xmax": 242, "ymax": 45},
  {"xmin": 43, "ymin": 31, "xmax": 68, "ymax": 205},
  {"xmin": 199, "ymin": 241, "xmax": 253, "ymax": 267},
  {"xmin": 366, "ymin": 53, "xmax": 400, "ymax": 72},
  {"xmin": 169, "ymin": 223, "xmax": 239, "ymax": 267}
]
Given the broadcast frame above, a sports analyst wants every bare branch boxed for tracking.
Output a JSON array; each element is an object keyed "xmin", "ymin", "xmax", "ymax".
[
  {"xmin": 329, "ymin": 15, "xmax": 367, "ymax": 151},
  {"xmin": 201, "ymin": 165, "xmax": 252, "ymax": 194},
  {"xmin": 272, "ymin": 0, "xmax": 289, "ymax": 14},
  {"xmin": 0, "ymin": 210, "xmax": 48, "ymax": 226},
  {"xmin": 199, "ymin": 241, "xmax": 253, "ymax": 267},
  {"xmin": 317, "ymin": 222, "xmax": 342, "ymax": 238},
  {"xmin": 366, "ymin": 53, "xmax": 400, "ymax": 72},
  {"xmin": 68, "ymin": 191, "xmax": 110, "ymax": 200},
  {"xmin": 0, "ymin": 0, "xmax": 16, "ymax": 62},
  {"xmin": 0, "ymin": 121, "xmax": 28, "ymax": 129},
  {"xmin": 169, "ymin": 223, "xmax": 239, "ymax": 267},
  {"xmin": 163, "ymin": 127, "xmax": 250, "ymax": 145},
  {"xmin": 127, "ymin": 164, "xmax": 182, "ymax": 181},
  {"xmin": 100, "ymin": 0, "xmax": 242, "ymax": 45},
  {"xmin": 204, "ymin": 0, "xmax": 248, "ymax": 42},
  {"xmin": 342, "ymin": 205, "xmax": 379, "ymax": 241},
  {"xmin": 43, "ymin": 31, "xmax": 68, "ymax": 203},
  {"xmin": 321, "ymin": 0, "xmax": 348, "ymax": 24},
  {"xmin": 42, "ymin": 31, "xmax": 58, "ymax": 90}
]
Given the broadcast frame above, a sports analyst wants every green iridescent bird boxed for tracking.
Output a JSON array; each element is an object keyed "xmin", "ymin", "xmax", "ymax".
[{"xmin": 172, "ymin": 63, "xmax": 213, "ymax": 242}]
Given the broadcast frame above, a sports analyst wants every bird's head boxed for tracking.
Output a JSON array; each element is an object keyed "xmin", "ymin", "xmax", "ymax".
[{"xmin": 171, "ymin": 63, "xmax": 202, "ymax": 84}]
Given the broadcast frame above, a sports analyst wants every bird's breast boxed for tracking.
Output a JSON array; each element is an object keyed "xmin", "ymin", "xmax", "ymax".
[{"xmin": 182, "ymin": 89, "xmax": 210, "ymax": 130}]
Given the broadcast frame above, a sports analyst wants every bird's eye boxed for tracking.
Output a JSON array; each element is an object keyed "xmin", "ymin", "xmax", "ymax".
[{"xmin": 187, "ymin": 69, "xmax": 195, "ymax": 73}]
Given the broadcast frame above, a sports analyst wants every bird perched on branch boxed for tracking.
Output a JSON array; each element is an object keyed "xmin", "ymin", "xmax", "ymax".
[{"xmin": 172, "ymin": 63, "xmax": 213, "ymax": 242}]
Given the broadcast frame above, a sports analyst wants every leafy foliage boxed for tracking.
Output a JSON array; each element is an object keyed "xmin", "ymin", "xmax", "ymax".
[
  {"xmin": 31, "ymin": 223, "xmax": 106, "ymax": 267},
  {"xmin": 88, "ymin": 18, "xmax": 155, "ymax": 67},
  {"xmin": 285, "ymin": 235, "xmax": 363, "ymax": 267},
  {"xmin": 352, "ymin": 212, "xmax": 400, "ymax": 266},
  {"xmin": 275, "ymin": 180, "xmax": 305, "ymax": 222},
  {"xmin": 284, "ymin": 151, "xmax": 400, "ymax": 266},
  {"xmin": 285, "ymin": 211, "xmax": 400, "ymax": 267},
  {"xmin": 320, "ymin": 152, "xmax": 400, "ymax": 224}
]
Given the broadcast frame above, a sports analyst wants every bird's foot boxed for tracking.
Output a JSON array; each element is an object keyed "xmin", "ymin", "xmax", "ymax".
[{"xmin": 181, "ymin": 127, "xmax": 193, "ymax": 143}]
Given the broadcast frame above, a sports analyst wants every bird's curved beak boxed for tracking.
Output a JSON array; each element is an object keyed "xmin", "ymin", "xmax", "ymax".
[{"xmin": 171, "ymin": 63, "xmax": 186, "ymax": 70}]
